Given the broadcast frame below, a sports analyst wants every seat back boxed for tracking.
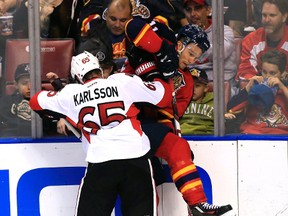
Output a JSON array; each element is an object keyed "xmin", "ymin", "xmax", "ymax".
[{"xmin": 4, "ymin": 39, "xmax": 75, "ymax": 83}]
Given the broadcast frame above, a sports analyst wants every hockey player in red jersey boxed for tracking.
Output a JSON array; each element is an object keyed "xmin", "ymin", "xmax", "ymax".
[
  {"xmin": 30, "ymin": 51, "xmax": 174, "ymax": 216},
  {"xmin": 123, "ymin": 18, "xmax": 234, "ymax": 216}
]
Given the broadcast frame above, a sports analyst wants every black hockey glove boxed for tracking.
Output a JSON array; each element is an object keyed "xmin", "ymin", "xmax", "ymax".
[
  {"xmin": 126, "ymin": 40, "xmax": 161, "ymax": 80},
  {"xmin": 154, "ymin": 40, "xmax": 179, "ymax": 79}
]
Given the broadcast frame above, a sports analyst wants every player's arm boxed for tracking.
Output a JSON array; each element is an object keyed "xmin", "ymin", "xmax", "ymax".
[
  {"xmin": 125, "ymin": 17, "xmax": 179, "ymax": 78},
  {"xmin": 29, "ymin": 88, "xmax": 69, "ymax": 120},
  {"xmin": 124, "ymin": 74, "xmax": 173, "ymax": 108}
]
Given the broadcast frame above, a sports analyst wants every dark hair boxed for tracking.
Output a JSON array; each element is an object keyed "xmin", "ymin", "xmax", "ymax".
[
  {"xmin": 260, "ymin": 50, "xmax": 287, "ymax": 73},
  {"xmin": 261, "ymin": 0, "xmax": 288, "ymax": 15}
]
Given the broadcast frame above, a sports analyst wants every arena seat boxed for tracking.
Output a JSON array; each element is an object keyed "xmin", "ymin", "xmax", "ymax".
[
  {"xmin": 4, "ymin": 38, "xmax": 75, "ymax": 95},
  {"xmin": 5, "ymin": 83, "xmax": 16, "ymax": 96}
]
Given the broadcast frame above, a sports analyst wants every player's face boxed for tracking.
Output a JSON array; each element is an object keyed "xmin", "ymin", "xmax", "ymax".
[
  {"xmin": 192, "ymin": 80, "xmax": 208, "ymax": 102},
  {"xmin": 261, "ymin": 3, "xmax": 287, "ymax": 35},
  {"xmin": 261, "ymin": 62, "xmax": 281, "ymax": 79},
  {"xmin": 16, "ymin": 76, "xmax": 30, "ymax": 99},
  {"xmin": 183, "ymin": 3, "xmax": 211, "ymax": 28},
  {"xmin": 178, "ymin": 41, "xmax": 203, "ymax": 70},
  {"xmin": 106, "ymin": 5, "xmax": 132, "ymax": 35}
]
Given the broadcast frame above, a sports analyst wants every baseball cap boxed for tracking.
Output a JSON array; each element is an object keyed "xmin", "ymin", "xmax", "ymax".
[
  {"xmin": 189, "ymin": 67, "xmax": 208, "ymax": 84},
  {"xmin": 248, "ymin": 84, "xmax": 275, "ymax": 113},
  {"xmin": 183, "ymin": 0, "xmax": 208, "ymax": 6},
  {"xmin": 14, "ymin": 63, "xmax": 30, "ymax": 81}
]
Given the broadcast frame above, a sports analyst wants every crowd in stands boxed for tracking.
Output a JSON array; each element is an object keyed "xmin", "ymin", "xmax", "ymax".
[{"xmin": 0, "ymin": 0, "xmax": 287, "ymax": 137}]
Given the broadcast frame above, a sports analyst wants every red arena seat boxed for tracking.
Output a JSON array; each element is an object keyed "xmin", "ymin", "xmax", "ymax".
[{"xmin": 4, "ymin": 39, "xmax": 74, "ymax": 95}]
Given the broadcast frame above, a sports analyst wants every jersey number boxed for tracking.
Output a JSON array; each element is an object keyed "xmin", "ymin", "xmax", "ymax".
[{"xmin": 77, "ymin": 101, "xmax": 126, "ymax": 141}]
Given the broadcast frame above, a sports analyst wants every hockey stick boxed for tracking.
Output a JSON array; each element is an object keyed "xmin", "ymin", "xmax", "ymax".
[{"xmin": 63, "ymin": 119, "xmax": 82, "ymax": 140}]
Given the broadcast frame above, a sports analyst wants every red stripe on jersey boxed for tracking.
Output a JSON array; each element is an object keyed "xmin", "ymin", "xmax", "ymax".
[{"xmin": 29, "ymin": 91, "xmax": 43, "ymax": 111}]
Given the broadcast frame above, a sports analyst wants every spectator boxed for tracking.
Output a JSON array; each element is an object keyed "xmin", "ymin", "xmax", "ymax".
[
  {"xmin": 236, "ymin": 0, "xmax": 288, "ymax": 81},
  {"xmin": 180, "ymin": 67, "xmax": 214, "ymax": 135},
  {"xmin": 74, "ymin": 0, "xmax": 130, "ymax": 72},
  {"xmin": 75, "ymin": 0, "xmax": 188, "ymax": 72},
  {"xmin": 105, "ymin": 0, "xmax": 131, "ymax": 70},
  {"xmin": 0, "ymin": 63, "xmax": 56, "ymax": 137},
  {"xmin": 182, "ymin": 0, "xmax": 238, "ymax": 95},
  {"xmin": 226, "ymin": 50, "xmax": 288, "ymax": 134},
  {"xmin": 13, "ymin": 0, "xmax": 65, "ymax": 38},
  {"xmin": 0, "ymin": 0, "xmax": 17, "ymax": 16},
  {"xmin": 30, "ymin": 51, "xmax": 173, "ymax": 216}
]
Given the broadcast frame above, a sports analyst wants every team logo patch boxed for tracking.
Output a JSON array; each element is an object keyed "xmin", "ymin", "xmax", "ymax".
[
  {"xmin": 172, "ymin": 72, "xmax": 185, "ymax": 92},
  {"xmin": 11, "ymin": 100, "xmax": 31, "ymax": 121},
  {"xmin": 130, "ymin": 0, "xmax": 151, "ymax": 19}
]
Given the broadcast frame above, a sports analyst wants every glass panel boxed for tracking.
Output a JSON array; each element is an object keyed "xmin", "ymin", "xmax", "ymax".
[
  {"xmin": 2, "ymin": 0, "xmax": 285, "ymax": 138},
  {"xmin": 0, "ymin": 1, "xmax": 73, "ymax": 138},
  {"xmin": 224, "ymin": 0, "xmax": 288, "ymax": 136},
  {"xmin": 37, "ymin": 0, "xmax": 75, "ymax": 138},
  {"xmin": 0, "ymin": 0, "xmax": 32, "ymax": 138}
]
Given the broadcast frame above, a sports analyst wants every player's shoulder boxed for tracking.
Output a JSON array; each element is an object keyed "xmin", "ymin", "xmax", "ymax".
[
  {"xmin": 59, "ymin": 83, "xmax": 82, "ymax": 94},
  {"xmin": 108, "ymin": 73, "xmax": 139, "ymax": 81},
  {"xmin": 108, "ymin": 73, "xmax": 144, "ymax": 87}
]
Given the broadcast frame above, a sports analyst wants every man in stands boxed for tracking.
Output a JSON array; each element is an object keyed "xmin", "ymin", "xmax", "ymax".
[{"xmin": 236, "ymin": 0, "xmax": 288, "ymax": 81}]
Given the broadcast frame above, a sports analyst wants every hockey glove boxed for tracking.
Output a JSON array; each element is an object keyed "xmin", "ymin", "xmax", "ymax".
[
  {"xmin": 125, "ymin": 40, "xmax": 159, "ymax": 80},
  {"xmin": 154, "ymin": 40, "xmax": 179, "ymax": 79}
]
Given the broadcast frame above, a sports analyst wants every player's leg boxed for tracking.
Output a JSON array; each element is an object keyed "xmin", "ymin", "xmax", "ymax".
[
  {"xmin": 156, "ymin": 132, "xmax": 233, "ymax": 216},
  {"xmin": 119, "ymin": 158, "xmax": 157, "ymax": 216},
  {"xmin": 75, "ymin": 162, "xmax": 119, "ymax": 216},
  {"xmin": 155, "ymin": 132, "xmax": 207, "ymax": 205}
]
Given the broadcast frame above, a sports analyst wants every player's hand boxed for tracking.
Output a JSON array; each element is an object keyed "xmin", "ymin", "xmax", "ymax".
[
  {"xmin": 46, "ymin": 72, "xmax": 59, "ymax": 83},
  {"xmin": 57, "ymin": 118, "xmax": 69, "ymax": 136},
  {"xmin": 155, "ymin": 40, "xmax": 179, "ymax": 78}
]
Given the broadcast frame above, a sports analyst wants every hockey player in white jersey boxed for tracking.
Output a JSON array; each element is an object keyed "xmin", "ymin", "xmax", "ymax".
[{"xmin": 30, "ymin": 51, "xmax": 173, "ymax": 216}]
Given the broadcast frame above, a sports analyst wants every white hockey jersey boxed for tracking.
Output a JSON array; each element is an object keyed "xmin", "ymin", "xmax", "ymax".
[{"xmin": 30, "ymin": 73, "xmax": 172, "ymax": 163}]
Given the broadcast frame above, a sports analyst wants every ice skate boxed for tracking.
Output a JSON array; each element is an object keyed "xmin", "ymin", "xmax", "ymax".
[{"xmin": 188, "ymin": 202, "xmax": 233, "ymax": 216}]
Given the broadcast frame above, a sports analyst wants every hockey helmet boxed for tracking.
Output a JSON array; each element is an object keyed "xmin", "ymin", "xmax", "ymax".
[
  {"xmin": 71, "ymin": 51, "xmax": 103, "ymax": 83},
  {"xmin": 177, "ymin": 24, "xmax": 210, "ymax": 53}
]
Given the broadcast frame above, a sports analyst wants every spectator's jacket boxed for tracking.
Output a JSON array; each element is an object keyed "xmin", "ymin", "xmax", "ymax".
[
  {"xmin": 236, "ymin": 26, "xmax": 288, "ymax": 81},
  {"xmin": 180, "ymin": 92, "xmax": 214, "ymax": 135},
  {"xmin": 227, "ymin": 88, "xmax": 288, "ymax": 134},
  {"xmin": 0, "ymin": 91, "xmax": 31, "ymax": 137},
  {"xmin": 194, "ymin": 23, "xmax": 237, "ymax": 81}
]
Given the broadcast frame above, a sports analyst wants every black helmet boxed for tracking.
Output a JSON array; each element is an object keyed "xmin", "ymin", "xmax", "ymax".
[{"xmin": 177, "ymin": 24, "xmax": 210, "ymax": 53}]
